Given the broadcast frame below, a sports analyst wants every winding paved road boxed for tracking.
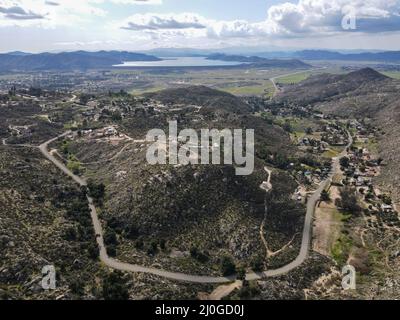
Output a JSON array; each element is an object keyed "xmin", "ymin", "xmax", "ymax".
[{"xmin": 6, "ymin": 127, "xmax": 351, "ymax": 284}]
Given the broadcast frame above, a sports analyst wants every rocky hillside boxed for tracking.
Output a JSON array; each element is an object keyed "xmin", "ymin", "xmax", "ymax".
[
  {"xmin": 146, "ymin": 85, "xmax": 253, "ymax": 114},
  {"xmin": 276, "ymin": 68, "xmax": 390, "ymax": 106},
  {"xmin": 72, "ymin": 86, "xmax": 305, "ymax": 275}
]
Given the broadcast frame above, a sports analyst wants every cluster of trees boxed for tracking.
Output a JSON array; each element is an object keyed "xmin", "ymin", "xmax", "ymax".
[
  {"xmin": 219, "ymin": 254, "xmax": 264, "ymax": 277},
  {"xmin": 104, "ymin": 228, "xmax": 118, "ymax": 257},
  {"xmin": 56, "ymin": 187, "xmax": 99, "ymax": 260},
  {"xmin": 250, "ymin": 255, "xmax": 264, "ymax": 272},
  {"xmin": 8, "ymin": 85, "xmax": 16, "ymax": 97},
  {"xmin": 100, "ymin": 109, "xmax": 122, "ymax": 122},
  {"xmin": 79, "ymin": 93, "xmax": 96, "ymax": 105},
  {"xmin": 220, "ymin": 256, "xmax": 236, "ymax": 276},
  {"xmin": 257, "ymin": 148, "xmax": 291, "ymax": 169},
  {"xmin": 28, "ymin": 87, "xmax": 43, "ymax": 97},
  {"xmin": 87, "ymin": 180, "xmax": 106, "ymax": 205},
  {"xmin": 236, "ymin": 281, "xmax": 261, "ymax": 299},
  {"xmin": 190, "ymin": 246, "xmax": 209, "ymax": 263},
  {"xmin": 102, "ymin": 271, "xmax": 130, "ymax": 300},
  {"xmin": 108, "ymin": 89, "xmax": 129, "ymax": 97},
  {"xmin": 336, "ymin": 187, "xmax": 361, "ymax": 214},
  {"xmin": 132, "ymin": 238, "xmax": 167, "ymax": 256}
]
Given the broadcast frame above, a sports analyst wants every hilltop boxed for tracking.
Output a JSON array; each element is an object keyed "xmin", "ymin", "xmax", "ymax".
[
  {"xmin": 276, "ymin": 68, "xmax": 390, "ymax": 106},
  {"xmin": 145, "ymin": 85, "xmax": 254, "ymax": 114}
]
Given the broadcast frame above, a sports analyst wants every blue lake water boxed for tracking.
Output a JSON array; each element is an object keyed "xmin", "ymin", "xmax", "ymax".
[{"xmin": 114, "ymin": 56, "xmax": 244, "ymax": 67}]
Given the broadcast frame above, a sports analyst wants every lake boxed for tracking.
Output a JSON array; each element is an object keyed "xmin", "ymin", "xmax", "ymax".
[{"xmin": 114, "ymin": 56, "xmax": 244, "ymax": 67}]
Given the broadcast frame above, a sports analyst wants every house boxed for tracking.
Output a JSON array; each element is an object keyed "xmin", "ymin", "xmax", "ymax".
[
  {"xmin": 382, "ymin": 204, "xmax": 393, "ymax": 213},
  {"xmin": 356, "ymin": 177, "xmax": 365, "ymax": 186},
  {"xmin": 104, "ymin": 127, "xmax": 118, "ymax": 136}
]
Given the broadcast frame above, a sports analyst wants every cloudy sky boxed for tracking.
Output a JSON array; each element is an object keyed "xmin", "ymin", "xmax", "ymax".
[{"xmin": 1, "ymin": 0, "xmax": 400, "ymax": 52}]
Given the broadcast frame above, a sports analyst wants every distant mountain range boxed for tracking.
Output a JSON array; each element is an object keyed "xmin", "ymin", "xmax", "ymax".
[
  {"xmin": 206, "ymin": 53, "xmax": 311, "ymax": 68},
  {"xmin": 0, "ymin": 51, "xmax": 161, "ymax": 72},
  {"xmin": 2, "ymin": 48, "xmax": 399, "ymax": 72},
  {"xmin": 292, "ymin": 50, "xmax": 400, "ymax": 62},
  {"xmin": 143, "ymin": 47, "xmax": 400, "ymax": 63},
  {"xmin": 209, "ymin": 50, "xmax": 400, "ymax": 62}
]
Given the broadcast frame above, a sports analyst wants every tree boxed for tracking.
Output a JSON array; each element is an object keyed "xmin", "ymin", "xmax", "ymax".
[
  {"xmin": 220, "ymin": 256, "xmax": 236, "ymax": 276},
  {"xmin": 104, "ymin": 229, "xmax": 118, "ymax": 246},
  {"xmin": 321, "ymin": 190, "xmax": 331, "ymax": 202},
  {"xmin": 111, "ymin": 111, "xmax": 122, "ymax": 122},
  {"xmin": 190, "ymin": 245, "xmax": 209, "ymax": 263},
  {"xmin": 134, "ymin": 239, "xmax": 144, "ymax": 250},
  {"xmin": 87, "ymin": 180, "xmax": 106, "ymax": 203},
  {"xmin": 69, "ymin": 278, "xmax": 85, "ymax": 296},
  {"xmin": 236, "ymin": 265, "xmax": 246, "ymax": 280},
  {"xmin": 159, "ymin": 239, "xmax": 166, "ymax": 251},
  {"xmin": 102, "ymin": 271, "xmax": 129, "ymax": 300},
  {"xmin": 340, "ymin": 157, "xmax": 350, "ymax": 168},
  {"xmin": 190, "ymin": 246, "xmax": 199, "ymax": 258},
  {"xmin": 64, "ymin": 226, "xmax": 77, "ymax": 241},
  {"xmin": 87, "ymin": 242, "xmax": 99, "ymax": 260},
  {"xmin": 337, "ymin": 187, "xmax": 361, "ymax": 214},
  {"xmin": 250, "ymin": 255, "xmax": 264, "ymax": 272},
  {"xmin": 147, "ymin": 241, "xmax": 158, "ymax": 255}
]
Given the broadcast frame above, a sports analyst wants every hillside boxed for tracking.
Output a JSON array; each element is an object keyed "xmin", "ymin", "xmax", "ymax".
[
  {"xmin": 0, "ymin": 51, "xmax": 161, "ymax": 72},
  {"xmin": 145, "ymin": 85, "xmax": 253, "ymax": 114},
  {"xmin": 276, "ymin": 68, "xmax": 390, "ymax": 106},
  {"xmin": 56, "ymin": 85, "xmax": 304, "ymax": 276},
  {"xmin": 277, "ymin": 68, "xmax": 400, "ymax": 205}
]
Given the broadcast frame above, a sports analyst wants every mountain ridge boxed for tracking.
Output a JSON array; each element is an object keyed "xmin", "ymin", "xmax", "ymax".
[{"xmin": 0, "ymin": 51, "xmax": 161, "ymax": 72}]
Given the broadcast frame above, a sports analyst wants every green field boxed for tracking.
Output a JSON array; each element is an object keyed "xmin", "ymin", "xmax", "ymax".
[
  {"xmin": 276, "ymin": 72, "xmax": 312, "ymax": 85},
  {"xmin": 382, "ymin": 71, "xmax": 400, "ymax": 80},
  {"xmin": 115, "ymin": 68, "xmax": 314, "ymax": 97},
  {"xmin": 218, "ymin": 80, "xmax": 275, "ymax": 97},
  {"xmin": 130, "ymin": 86, "xmax": 167, "ymax": 95}
]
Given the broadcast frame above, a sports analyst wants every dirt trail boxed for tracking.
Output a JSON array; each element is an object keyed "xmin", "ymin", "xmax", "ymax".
[{"xmin": 206, "ymin": 281, "xmax": 243, "ymax": 300}]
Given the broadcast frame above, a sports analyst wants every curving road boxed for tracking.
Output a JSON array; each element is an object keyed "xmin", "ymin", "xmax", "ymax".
[{"xmin": 29, "ymin": 129, "xmax": 352, "ymax": 283}]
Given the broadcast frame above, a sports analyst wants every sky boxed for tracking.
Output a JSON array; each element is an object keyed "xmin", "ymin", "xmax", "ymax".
[{"xmin": 1, "ymin": 0, "xmax": 400, "ymax": 52}]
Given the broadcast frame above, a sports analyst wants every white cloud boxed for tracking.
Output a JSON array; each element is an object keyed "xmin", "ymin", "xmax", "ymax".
[
  {"xmin": 111, "ymin": 0, "xmax": 162, "ymax": 4},
  {"xmin": 2, "ymin": 0, "xmax": 400, "ymax": 51},
  {"xmin": 207, "ymin": 0, "xmax": 400, "ymax": 39},
  {"xmin": 265, "ymin": 0, "xmax": 400, "ymax": 35},
  {"xmin": 0, "ymin": 0, "xmax": 162, "ymax": 27},
  {"xmin": 120, "ymin": 13, "xmax": 207, "ymax": 31}
]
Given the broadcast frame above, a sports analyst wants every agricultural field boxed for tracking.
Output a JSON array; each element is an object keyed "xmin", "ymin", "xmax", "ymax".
[
  {"xmin": 381, "ymin": 71, "xmax": 400, "ymax": 80},
  {"xmin": 121, "ymin": 68, "xmax": 310, "ymax": 97},
  {"xmin": 276, "ymin": 72, "xmax": 313, "ymax": 85}
]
